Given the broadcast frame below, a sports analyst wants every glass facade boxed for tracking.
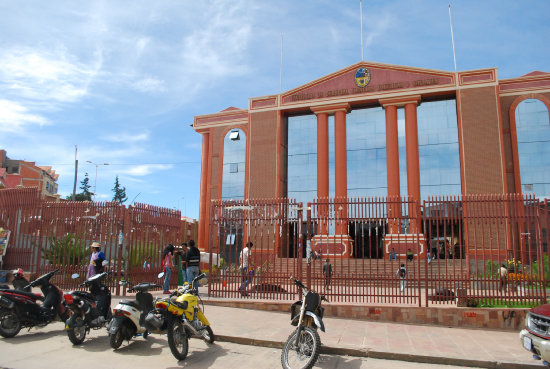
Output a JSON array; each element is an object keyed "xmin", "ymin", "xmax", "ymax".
[
  {"xmin": 515, "ymin": 99, "xmax": 550, "ymax": 198},
  {"xmin": 346, "ymin": 107, "xmax": 388, "ymax": 198},
  {"xmin": 417, "ymin": 100, "xmax": 461, "ymax": 200},
  {"xmin": 287, "ymin": 99, "xmax": 461, "ymax": 202},
  {"xmin": 287, "ymin": 115, "xmax": 317, "ymax": 205},
  {"xmin": 221, "ymin": 129, "xmax": 246, "ymax": 200}
]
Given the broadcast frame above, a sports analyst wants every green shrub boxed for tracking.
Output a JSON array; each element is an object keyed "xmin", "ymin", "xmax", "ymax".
[
  {"xmin": 42, "ymin": 233, "xmax": 88, "ymax": 266},
  {"xmin": 532, "ymin": 254, "xmax": 550, "ymax": 285}
]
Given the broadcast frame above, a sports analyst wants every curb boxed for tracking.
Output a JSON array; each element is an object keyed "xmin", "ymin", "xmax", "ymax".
[{"xmin": 216, "ymin": 334, "xmax": 541, "ymax": 369}]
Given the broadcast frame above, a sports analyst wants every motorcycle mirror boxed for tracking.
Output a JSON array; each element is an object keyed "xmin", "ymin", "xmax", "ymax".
[
  {"xmin": 157, "ymin": 272, "xmax": 165, "ymax": 279},
  {"xmin": 71, "ymin": 273, "xmax": 80, "ymax": 279}
]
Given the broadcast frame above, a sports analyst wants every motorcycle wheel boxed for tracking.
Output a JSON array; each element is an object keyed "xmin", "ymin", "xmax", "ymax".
[
  {"xmin": 0, "ymin": 309, "xmax": 21, "ymax": 338},
  {"xmin": 67, "ymin": 317, "xmax": 87, "ymax": 345},
  {"xmin": 200, "ymin": 325, "xmax": 215, "ymax": 344},
  {"xmin": 281, "ymin": 327, "xmax": 321, "ymax": 369},
  {"xmin": 167, "ymin": 320, "xmax": 189, "ymax": 361},
  {"xmin": 109, "ymin": 329, "xmax": 124, "ymax": 349}
]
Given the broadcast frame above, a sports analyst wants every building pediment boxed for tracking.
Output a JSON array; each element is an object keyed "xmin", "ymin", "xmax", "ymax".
[{"xmin": 281, "ymin": 61, "xmax": 456, "ymax": 106}]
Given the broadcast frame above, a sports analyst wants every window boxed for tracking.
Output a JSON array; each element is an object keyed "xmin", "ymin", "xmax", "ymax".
[
  {"xmin": 515, "ymin": 99, "xmax": 550, "ymax": 199},
  {"xmin": 417, "ymin": 99, "xmax": 461, "ymax": 200},
  {"xmin": 222, "ymin": 129, "xmax": 246, "ymax": 200},
  {"xmin": 287, "ymin": 114, "xmax": 317, "ymax": 204},
  {"xmin": 346, "ymin": 106, "xmax": 388, "ymax": 198}
]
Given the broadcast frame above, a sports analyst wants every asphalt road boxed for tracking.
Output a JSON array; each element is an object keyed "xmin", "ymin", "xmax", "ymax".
[{"xmin": 0, "ymin": 322, "xmax": 483, "ymax": 369}]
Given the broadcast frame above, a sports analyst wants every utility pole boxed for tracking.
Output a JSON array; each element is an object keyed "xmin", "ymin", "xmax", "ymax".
[{"xmin": 72, "ymin": 145, "xmax": 78, "ymax": 201}]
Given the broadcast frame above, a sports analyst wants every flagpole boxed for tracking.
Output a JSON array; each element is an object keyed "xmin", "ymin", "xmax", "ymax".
[
  {"xmin": 280, "ymin": 33, "xmax": 284, "ymax": 92},
  {"xmin": 360, "ymin": 0, "xmax": 364, "ymax": 61},
  {"xmin": 449, "ymin": 4, "xmax": 457, "ymax": 72}
]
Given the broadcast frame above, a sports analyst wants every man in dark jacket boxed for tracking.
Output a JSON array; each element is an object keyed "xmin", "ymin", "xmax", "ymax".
[{"xmin": 185, "ymin": 240, "xmax": 201, "ymax": 290}]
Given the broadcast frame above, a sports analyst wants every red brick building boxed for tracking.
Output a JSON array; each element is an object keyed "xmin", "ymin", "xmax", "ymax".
[
  {"xmin": 192, "ymin": 62, "xmax": 550, "ymax": 255},
  {"xmin": 0, "ymin": 149, "xmax": 60, "ymax": 200}
]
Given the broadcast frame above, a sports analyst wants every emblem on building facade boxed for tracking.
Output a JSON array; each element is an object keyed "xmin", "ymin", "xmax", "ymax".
[{"xmin": 355, "ymin": 67, "xmax": 371, "ymax": 87}]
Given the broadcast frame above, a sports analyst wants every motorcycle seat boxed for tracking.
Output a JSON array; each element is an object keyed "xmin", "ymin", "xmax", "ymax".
[
  {"xmin": 2, "ymin": 290, "xmax": 42, "ymax": 300},
  {"xmin": 119, "ymin": 299, "xmax": 140, "ymax": 309}
]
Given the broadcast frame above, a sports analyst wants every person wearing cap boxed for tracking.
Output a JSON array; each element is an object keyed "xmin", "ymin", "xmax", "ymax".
[{"xmin": 87, "ymin": 242, "xmax": 106, "ymax": 279}]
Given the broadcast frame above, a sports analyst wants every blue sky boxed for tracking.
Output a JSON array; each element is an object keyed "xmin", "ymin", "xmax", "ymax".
[{"xmin": 1, "ymin": 0, "xmax": 548, "ymax": 219}]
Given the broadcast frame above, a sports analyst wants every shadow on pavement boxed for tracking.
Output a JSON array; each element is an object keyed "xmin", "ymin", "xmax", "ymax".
[
  {"xmin": 166, "ymin": 341, "xmax": 229, "ymax": 368},
  {"xmin": 316, "ymin": 354, "xmax": 364, "ymax": 369},
  {"xmin": 109, "ymin": 335, "xmax": 166, "ymax": 356},
  {"xmin": 0, "ymin": 326, "xmax": 66, "ymax": 344}
]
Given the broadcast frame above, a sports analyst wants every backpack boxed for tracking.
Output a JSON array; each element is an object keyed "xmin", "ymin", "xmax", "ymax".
[{"xmin": 399, "ymin": 267, "xmax": 406, "ymax": 278}]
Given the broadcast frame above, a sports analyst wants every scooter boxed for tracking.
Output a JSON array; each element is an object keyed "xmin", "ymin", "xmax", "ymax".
[
  {"xmin": 165, "ymin": 273, "xmax": 215, "ymax": 361},
  {"xmin": 107, "ymin": 272, "xmax": 163, "ymax": 349},
  {"xmin": 0, "ymin": 268, "xmax": 71, "ymax": 338},
  {"xmin": 64, "ymin": 271, "xmax": 112, "ymax": 345},
  {"xmin": 281, "ymin": 276, "xmax": 328, "ymax": 369}
]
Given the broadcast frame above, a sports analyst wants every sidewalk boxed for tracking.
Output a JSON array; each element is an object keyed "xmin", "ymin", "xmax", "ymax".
[{"xmin": 112, "ymin": 291, "xmax": 542, "ymax": 369}]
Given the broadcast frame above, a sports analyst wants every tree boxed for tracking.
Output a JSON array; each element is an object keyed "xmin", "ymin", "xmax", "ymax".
[
  {"xmin": 112, "ymin": 176, "xmax": 127, "ymax": 204},
  {"xmin": 66, "ymin": 172, "xmax": 93, "ymax": 201}
]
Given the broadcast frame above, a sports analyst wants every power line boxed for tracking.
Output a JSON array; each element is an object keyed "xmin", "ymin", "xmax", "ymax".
[{"xmin": 43, "ymin": 161, "xmax": 200, "ymax": 166}]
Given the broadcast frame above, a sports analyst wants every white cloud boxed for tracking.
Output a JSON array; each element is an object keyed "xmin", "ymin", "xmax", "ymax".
[
  {"xmin": 131, "ymin": 77, "xmax": 165, "ymax": 93},
  {"xmin": 365, "ymin": 12, "xmax": 393, "ymax": 48},
  {"xmin": 101, "ymin": 132, "xmax": 150, "ymax": 143},
  {"xmin": 0, "ymin": 46, "xmax": 102, "ymax": 105},
  {"xmin": 124, "ymin": 164, "xmax": 173, "ymax": 177},
  {"xmin": 0, "ymin": 100, "xmax": 48, "ymax": 132},
  {"xmin": 180, "ymin": 1, "xmax": 253, "ymax": 78}
]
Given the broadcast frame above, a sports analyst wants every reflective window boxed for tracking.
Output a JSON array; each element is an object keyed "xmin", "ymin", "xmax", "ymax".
[
  {"xmin": 346, "ymin": 107, "xmax": 387, "ymax": 198},
  {"xmin": 417, "ymin": 100, "xmax": 461, "ymax": 200},
  {"xmin": 222, "ymin": 129, "xmax": 246, "ymax": 200},
  {"xmin": 515, "ymin": 99, "xmax": 550, "ymax": 198},
  {"xmin": 287, "ymin": 115, "xmax": 317, "ymax": 204}
]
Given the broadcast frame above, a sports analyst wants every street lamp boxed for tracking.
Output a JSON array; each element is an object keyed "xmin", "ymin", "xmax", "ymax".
[{"xmin": 86, "ymin": 160, "xmax": 109, "ymax": 200}]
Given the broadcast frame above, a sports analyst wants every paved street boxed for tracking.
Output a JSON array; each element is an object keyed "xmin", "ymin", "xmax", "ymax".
[{"xmin": 0, "ymin": 322, "xmax": 485, "ymax": 369}]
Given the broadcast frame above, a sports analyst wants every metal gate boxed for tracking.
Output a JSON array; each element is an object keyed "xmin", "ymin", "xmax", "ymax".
[{"xmin": 207, "ymin": 194, "xmax": 549, "ymax": 307}]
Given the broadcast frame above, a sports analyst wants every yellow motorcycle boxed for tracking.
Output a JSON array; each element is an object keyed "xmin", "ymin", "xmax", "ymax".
[{"xmin": 147, "ymin": 273, "xmax": 215, "ymax": 361}]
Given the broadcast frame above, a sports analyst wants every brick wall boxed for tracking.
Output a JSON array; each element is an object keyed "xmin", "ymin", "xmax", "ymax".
[
  {"xmin": 248, "ymin": 111, "xmax": 279, "ymax": 199},
  {"xmin": 205, "ymin": 300, "xmax": 529, "ymax": 331},
  {"xmin": 459, "ymin": 86, "xmax": 504, "ymax": 195}
]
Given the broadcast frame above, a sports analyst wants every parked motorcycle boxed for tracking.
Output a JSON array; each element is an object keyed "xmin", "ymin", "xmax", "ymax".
[
  {"xmin": 0, "ymin": 268, "xmax": 71, "ymax": 338},
  {"xmin": 11, "ymin": 268, "xmax": 31, "ymax": 292},
  {"xmin": 64, "ymin": 271, "xmax": 112, "ymax": 345},
  {"xmin": 143, "ymin": 273, "xmax": 214, "ymax": 361},
  {"xmin": 281, "ymin": 276, "xmax": 328, "ymax": 369},
  {"xmin": 107, "ymin": 272, "xmax": 163, "ymax": 349}
]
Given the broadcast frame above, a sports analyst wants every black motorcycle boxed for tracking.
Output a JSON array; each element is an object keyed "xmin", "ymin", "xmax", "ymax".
[
  {"xmin": 0, "ymin": 268, "xmax": 71, "ymax": 338},
  {"xmin": 64, "ymin": 271, "xmax": 112, "ymax": 345},
  {"xmin": 281, "ymin": 276, "xmax": 328, "ymax": 369}
]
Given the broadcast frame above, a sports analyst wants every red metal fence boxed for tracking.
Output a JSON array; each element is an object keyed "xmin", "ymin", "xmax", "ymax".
[
  {"xmin": 208, "ymin": 194, "xmax": 549, "ymax": 307},
  {"xmin": 0, "ymin": 188, "xmax": 182, "ymax": 293}
]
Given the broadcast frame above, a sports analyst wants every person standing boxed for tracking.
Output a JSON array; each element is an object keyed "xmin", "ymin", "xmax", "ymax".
[
  {"xmin": 87, "ymin": 242, "xmax": 105, "ymax": 279},
  {"xmin": 238, "ymin": 242, "xmax": 253, "ymax": 296},
  {"xmin": 143, "ymin": 256, "xmax": 152, "ymax": 271},
  {"xmin": 179, "ymin": 243, "xmax": 188, "ymax": 286},
  {"xmin": 499, "ymin": 263, "xmax": 508, "ymax": 292},
  {"xmin": 322, "ymin": 258, "xmax": 332, "ymax": 290},
  {"xmin": 185, "ymin": 240, "xmax": 201, "ymax": 290},
  {"xmin": 396, "ymin": 263, "xmax": 407, "ymax": 292},
  {"xmin": 162, "ymin": 244, "xmax": 175, "ymax": 294}
]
